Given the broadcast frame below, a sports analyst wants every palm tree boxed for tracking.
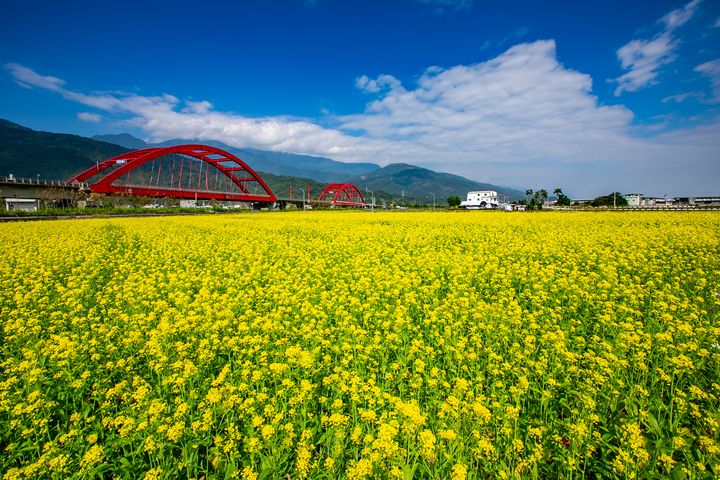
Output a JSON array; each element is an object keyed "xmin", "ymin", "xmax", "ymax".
[{"xmin": 554, "ymin": 187, "xmax": 571, "ymax": 206}]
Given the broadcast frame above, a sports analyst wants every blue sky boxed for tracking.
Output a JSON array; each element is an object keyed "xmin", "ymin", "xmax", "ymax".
[{"xmin": 1, "ymin": 0, "xmax": 719, "ymax": 197}]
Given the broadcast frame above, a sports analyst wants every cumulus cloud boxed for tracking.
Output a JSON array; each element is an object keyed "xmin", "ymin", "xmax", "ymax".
[
  {"xmin": 5, "ymin": 42, "xmax": 720, "ymax": 197},
  {"xmin": 613, "ymin": 0, "xmax": 701, "ymax": 95},
  {"xmin": 695, "ymin": 58, "xmax": 720, "ymax": 102},
  {"xmin": 77, "ymin": 112, "xmax": 102, "ymax": 122},
  {"xmin": 343, "ymin": 41, "xmax": 633, "ymax": 155}
]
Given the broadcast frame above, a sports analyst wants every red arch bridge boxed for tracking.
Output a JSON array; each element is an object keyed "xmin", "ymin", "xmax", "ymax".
[
  {"xmin": 317, "ymin": 183, "xmax": 366, "ymax": 207},
  {"xmin": 67, "ymin": 144, "xmax": 368, "ymax": 208},
  {"xmin": 68, "ymin": 144, "xmax": 277, "ymax": 203}
]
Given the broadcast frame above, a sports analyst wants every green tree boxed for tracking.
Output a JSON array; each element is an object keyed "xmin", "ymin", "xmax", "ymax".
[
  {"xmin": 447, "ymin": 195, "xmax": 461, "ymax": 208},
  {"xmin": 527, "ymin": 189, "xmax": 548, "ymax": 210},
  {"xmin": 590, "ymin": 192, "xmax": 628, "ymax": 207},
  {"xmin": 520, "ymin": 188, "xmax": 551, "ymax": 210},
  {"xmin": 554, "ymin": 187, "xmax": 572, "ymax": 206}
]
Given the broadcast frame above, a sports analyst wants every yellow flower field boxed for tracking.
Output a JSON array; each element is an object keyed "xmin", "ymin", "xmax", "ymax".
[{"xmin": 1, "ymin": 211, "xmax": 719, "ymax": 479}]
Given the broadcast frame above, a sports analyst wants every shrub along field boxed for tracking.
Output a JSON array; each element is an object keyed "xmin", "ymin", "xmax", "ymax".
[{"xmin": 1, "ymin": 211, "xmax": 718, "ymax": 479}]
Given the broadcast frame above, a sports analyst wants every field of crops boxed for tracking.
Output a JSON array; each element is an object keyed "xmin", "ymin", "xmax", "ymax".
[{"xmin": 1, "ymin": 211, "xmax": 719, "ymax": 479}]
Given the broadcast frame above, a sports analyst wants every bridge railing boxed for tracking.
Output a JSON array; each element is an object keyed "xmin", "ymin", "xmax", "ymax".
[{"xmin": 0, "ymin": 176, "xmax": 87, "ymax": 189}]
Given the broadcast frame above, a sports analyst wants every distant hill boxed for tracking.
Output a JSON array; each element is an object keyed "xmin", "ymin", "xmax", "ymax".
[
  {"xmin": 351, "ymin": 163, "xmax": 524, "ymax": 201},
  {"xmin": 0, "ymin": 119, "xmax": 127, "ymax": 180},
  {"xmin": 0, "ymin": 120, "xmax": 326, "ymax": 197},
  {"xmin": 228, "ymin": 147, "xmax": 380, "ymax": 183},
  {"xmin": 92, "ymin": 133, "xmax": 149, "ymax": 150}
]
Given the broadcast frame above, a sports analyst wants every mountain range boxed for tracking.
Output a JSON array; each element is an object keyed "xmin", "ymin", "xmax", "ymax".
[
  {"xmin": 0, "ymin": 118, "xmax": 523, "ymax": 202},
  {"xmin": 92, "ymin": 132, "xmax": 524, "ymax": 200}
]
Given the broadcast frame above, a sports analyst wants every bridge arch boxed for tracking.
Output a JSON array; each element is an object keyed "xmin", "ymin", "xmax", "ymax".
[
  {"xmin": 318, "ymin": 183, "xmax": 366, "ymax": 207},
  {"xmin": 68, "ymin": 144, "xmax": 276, "ymax": 202}
]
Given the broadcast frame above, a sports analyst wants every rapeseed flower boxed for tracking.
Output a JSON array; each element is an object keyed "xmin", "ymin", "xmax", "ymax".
[{"xmin": 0, "ymin": 211, "xmax": 718, "ymax": 478}]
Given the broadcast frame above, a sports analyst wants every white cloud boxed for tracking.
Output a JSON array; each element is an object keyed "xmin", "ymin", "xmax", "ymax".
[
  {"xmin": 355, "ymin": 74, "xmax": 402, "ymax": 93},
  {"xmin": 661, "ymin": 91, "xmax": 701, "ymax": 103},
  {"xmin": 416, "ymin": 0, "xmax": 473, "ymax": 13},
  {"xmin": 695, "ymin": 58, "xmax": 720, "ymax": 102},
  {"xmin": 4, "ymin": 62, "xmax": 358, "ymax": 156},
  {"xmin": 77, "ymin": 112, "xmax": 102, "ymax": 122},
  {"xmin": 182, "ymin": 100, "xmax": 213, "ymax": 114},
  {"xmin": 662, "ymin": 0, "xmax": 701, "ymax": 30},
  {"xmin": 5, "ymin": 42, "xmax": 720, "ymax": 197},
  {"xmin": 614, "ymin": 34, "xmax": 676, "ymax": 95},
  {"xmin": 5, "ymin": 63, "xmax": 65, "ymax": 91},
  {"xmin": 714, "ymin": 16, "xmax": 720, "ymax": 27},
  {"xmin": 343, "ymin": 41, "xmax": 634, "ymax": 155},
  {"xmin": 613, "ymin": 0, "xmax": 702, "ymax": 96}
]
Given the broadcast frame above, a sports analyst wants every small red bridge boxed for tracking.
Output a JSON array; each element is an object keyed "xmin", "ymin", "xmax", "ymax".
[
  {"xmin": 68, "ymin": 144, "xmax": 277, "ymax": 203},
  {"xmin": 317, "ymin": 183, "xmax": 366, "ymax": 207}
]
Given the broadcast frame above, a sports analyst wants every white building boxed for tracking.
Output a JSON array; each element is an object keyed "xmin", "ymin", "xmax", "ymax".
[
  {"xmin": 460, "ymin": 191, "xmax": 499, "ymax": 209},
  {"xmin": 4, "ymin": 198, "xmax": 38, "ymax": 212},
  {"xmin": 624, "ymin": 193, "xmax": 642, "ymax": 206}
]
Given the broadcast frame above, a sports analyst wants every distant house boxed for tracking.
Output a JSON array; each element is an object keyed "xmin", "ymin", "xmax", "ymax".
[
  {"xmin": 623, "ymin": 193, "xmax": 668, "ymax": 206},
  {"xmin": 460, "ymin": 191, "xmax": 499, "ymax": 209},
  {"xmin": 4, "ymin": 198, "xmax": 38, "ymax": 212},
  {"xmin": 624, "ymin": 193, "xmax": 642, "ymax": 206}
]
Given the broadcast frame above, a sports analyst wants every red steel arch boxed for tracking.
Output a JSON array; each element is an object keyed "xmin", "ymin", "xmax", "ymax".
[
  {"xmin": 318, "ymin": 183, "xmax": 366, "ymax": 207},
  {"xmin": 68, "ymin": 144, "xmax": 276, "ymax": 202}
]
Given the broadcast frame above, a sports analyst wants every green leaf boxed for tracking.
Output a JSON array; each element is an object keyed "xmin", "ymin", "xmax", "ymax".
[{"xmin": 670, "ymin": 464, "xmax": 687, "ymax": 480}]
